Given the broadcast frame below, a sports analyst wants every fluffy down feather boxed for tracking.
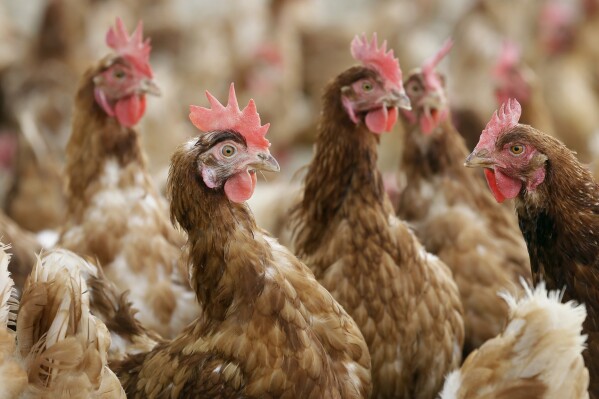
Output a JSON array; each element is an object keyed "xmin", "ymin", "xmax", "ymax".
[
  {"xmin": 11, "ymin": 249, "xmax": 125, "ymax": 398},
  {"xmin": 439, "ymin": 281, "xmax": 589, "ymax": 399}
]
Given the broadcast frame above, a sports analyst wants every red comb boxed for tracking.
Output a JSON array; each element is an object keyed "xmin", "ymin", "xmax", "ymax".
[
  {"xmin": 493, "ymin": 40, "xmax": 520, "ymax": 78},
  {"xmin": 351, "ymin": 33, "xmax": 402, "ymax": 90},
  {"xmin": 478, "ymin": 98, "xmax": 522, "ymax": 148},
  {"xmin": 106, "ymin": 17, "xmax": 153, "ymax": 78},
  {"xmin": 189, "ymin": 83, "xmax": 270, "ymax": 149},
  {"xmin": 421, "ymin": 39, "xmax": 453, "ymax": 90}
]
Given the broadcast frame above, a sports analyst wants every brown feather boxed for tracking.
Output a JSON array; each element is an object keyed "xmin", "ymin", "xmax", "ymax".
[{"xmin": 291, "ymin": 66, "xmax": 464, "ymax": 398}]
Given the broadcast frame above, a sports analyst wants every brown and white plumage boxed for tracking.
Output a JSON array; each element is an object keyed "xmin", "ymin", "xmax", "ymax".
[
  {"xmin": 397, "ymin": 45, "xmax": 531, "ymax": 354},
  {"xmin": 114, "ymin": 86, "xmax": 371, "ymax": 398},
  {"xmin": 439, "ymin": 281, "xmax": 589, "ymax": 399},
  {"xmin": 59, "ymin": 19, "xmax": 199, "ymax": 338},
  {"xmin": 465, "ymin": 99, "xmax": 599, "ymax": 398},
  {"xmin": 0, "ymin": 244, "xmax": 125, "ymax": 398},
  {"xmin": 292, "ymin": 36, "xmax": 464, "ymax": 398}
]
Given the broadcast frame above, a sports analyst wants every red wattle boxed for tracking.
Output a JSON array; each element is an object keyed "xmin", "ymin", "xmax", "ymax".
[
  {"xmin": 115, "ymin": 95, "xmax": 147, "ymax": 127},
  {"xmin": 484, "ymin": 169, "xmax": 505, "ymax": 203},
  {"xmin": 365, "ymin": 107, "xmax": 398, "ymax": 134},
  {"xmin": 484, "ymin": 168, "xmax": 522, "ymax": 203},
  {"xmin": 224, "ymin": 170, "xmax": 256, "ymax": 203}
]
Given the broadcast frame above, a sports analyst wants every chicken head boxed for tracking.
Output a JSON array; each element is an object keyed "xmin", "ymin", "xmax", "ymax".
[
  {"xmin": 341, "ymin": 33, "xmax": 410, "ymax": 134},
  {"xmin": 186, "ymin": 83, "xmax": 279, "ymax": 204},
  {"xmin": 402, "ymin": 39, "xmax": 453, "ymax": 135},
  {"xmin": 492, "ymin": 40, "xmax": 532, "ymax": 106},
  {"xmin": 464, "ymin": 98, "xmax": 548, "ymax": 203},
  {"xmin": 93, "ymin": 18, "xmax": 160, "ymax": 128}
]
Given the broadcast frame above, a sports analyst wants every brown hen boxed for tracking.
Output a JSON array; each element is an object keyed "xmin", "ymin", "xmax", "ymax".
[
  {"xmin": 114, "ymin": 84, "xmax": 372, "ymax": 398},
  {"xmin": 466, "ymin": 98, "xmax": 599, "ymax": 398},
  {"xmin": 292, "ymin": 34, "xmax": 464, "ymax": 399},
  {"xmin": 397, "ymin": 41, "xmax": 531, "ymax": 355},
  {"xmin": 58, "ymin": 18, "xmax": 199, "ymax": 338}
]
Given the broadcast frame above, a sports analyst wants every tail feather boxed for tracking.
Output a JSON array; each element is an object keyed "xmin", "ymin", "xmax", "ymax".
[
  {"xmin": 16, "ymin": 249, "xmax": 126, "ymax": 398},
  {"xmin": 440, "ymin": 280, "xmax": 589, "ymax": 399}
]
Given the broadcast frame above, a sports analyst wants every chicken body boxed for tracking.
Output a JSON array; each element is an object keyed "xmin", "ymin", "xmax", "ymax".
[
  {"xmin": 59, "ymin": 32, "xmax": 199, "ymax": 339},
  {"xmin": 0, "ymin": 245, "xmax": 126, "ymax": 398},
  {"xmin": 439, "ymin": 282, "xmax": 589, "ymax": 399},
  {"xmin": 397, "ymin": 66, "xmax": 530, "ymax": 354},
  {"xmin": 466, "ymin": 102, "xmax": 599, "ymax": 398},
  {"xmin": 115, "ymin": 129, "xmax": 372, "ymax": 398},
  {"xmin": 293, "ymin": 66, "xmax": 464, "ymax": 398}
]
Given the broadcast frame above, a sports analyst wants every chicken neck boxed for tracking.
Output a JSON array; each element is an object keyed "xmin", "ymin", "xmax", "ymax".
[
  {"xmin": 65, "ymin": 66, "xmax": 146, "ymax": 214},
  {"xmin": 168, "ymin": 149, "xmax": 270, "ymax": 323},
  {"xmin": 295, "ymin": 79, "xmax": 388, "ymax": 255},
  {"xmin": 400, "ymin": 117, "xmax": 472, "ymax": 181}
]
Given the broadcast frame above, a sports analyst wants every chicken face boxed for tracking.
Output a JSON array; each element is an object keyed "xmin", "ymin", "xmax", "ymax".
[
  {"xmin": 194, "ymin": 131, "xmax": 279, "ymax": 203},
  {"xmin": 464, "ymin": 99, "xmax": 547, "ymax": 203},
  {"xmin": 494, "ymin": 65, "xmax": 531, "ymax": 106},
  {"xmin": 493, "ymin": 42, "xmax": 531, "ymax": 105},
  {"xmin": 340, "ymin": 70, "xmax": 410, "ymax": 134},
  {"xmin": 402, "ymin": 72, "xmax": 448, "ymax": 135},
  {"xmin": 93, "ymin": 58, "xmax": 160, "ymax": 128}
]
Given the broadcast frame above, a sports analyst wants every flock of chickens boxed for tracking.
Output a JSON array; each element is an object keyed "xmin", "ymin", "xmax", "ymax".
[{"xmin": 1, "ymin": 0, "xmax": 599, "ymax": 398}]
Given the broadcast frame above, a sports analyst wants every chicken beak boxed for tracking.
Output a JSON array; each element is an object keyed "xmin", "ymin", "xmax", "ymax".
[
  {"xmin": 139, "ymin": 79, "xmax": 161, "ymax": 96},
  {"xmin": 249, "ymin": 151, "xmax": 280, "ymax": 173},
  {"xmin": 464, "ymin": 149, "xmax": 495, "ymax": 168},
  {"xmin": 384, "ymin": 89, "xmax": 412, "ymax": 110}
]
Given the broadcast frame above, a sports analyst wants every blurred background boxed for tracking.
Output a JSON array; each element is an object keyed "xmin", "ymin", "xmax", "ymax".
[{"xmin": 0, "ymin": 0, "xmax": 597, "ymax": 236}]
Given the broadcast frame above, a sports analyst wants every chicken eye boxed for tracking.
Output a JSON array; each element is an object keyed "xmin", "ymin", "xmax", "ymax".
[
  {"xmin": 408, "ymin": 82, "xmax": 421, "ymax": 94},
  {"xmin": 362, "ymin": 81, "xmax": 373, "ymax": 92},
  {"xmin": 510, "ymin": 144, "xmax": 525, "ymax": 155},
  {"xmin": 221, "ymin": 144, "xmax": 237, "ymax": 157},
  {"xmin": 114, "ymin": 70, "xmax": 126, "ymax": 79}
]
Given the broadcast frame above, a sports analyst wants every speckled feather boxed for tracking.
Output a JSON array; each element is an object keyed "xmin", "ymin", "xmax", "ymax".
[
  {"xmin": 59, "ymin": 58, "xmax": 199, "ymax": 339},
  {"xmin": 292, "ymin": 66, "xmax": 464, "ymax": 399},
  {"xmin": 397, "ymin": 72, "xmax": 531, "ymax": 354},
  {"xmin": 114, "ymin": 133, "xmax": 372, "ymax": 398}
]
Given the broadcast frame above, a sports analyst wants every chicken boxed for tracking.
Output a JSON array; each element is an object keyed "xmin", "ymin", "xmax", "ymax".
[
  {"xmin": 291, "ymin": 34, "xmax": 464, "ymax": 399},
  {"xmin": 0, "ymin": 210, "xmax": 40, "ymax": 290},
  {"xmin": 492, "ymin": 40, "xmax": 555, "ymax": 137},
  {"xmin": 0, "ymin": 243, "xmax": 126, "ymax": 398},
  {"xmin": 439, "ymin": 281, "xmax": 589, "ymax": 399},
  {"xmin": 396, "ymin": 40, "xmax": 530, "ymax": 354},
  {"xmin": 465, "ymin": 98, "xmax": 599, "ymax": 398},
  {"xmin": 114, "ymin": 84, "xmax": 372, "ymax": 398},
  {"xmin": 58, "ymin": 18, "xmax": 199, "ymax": 339}
]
